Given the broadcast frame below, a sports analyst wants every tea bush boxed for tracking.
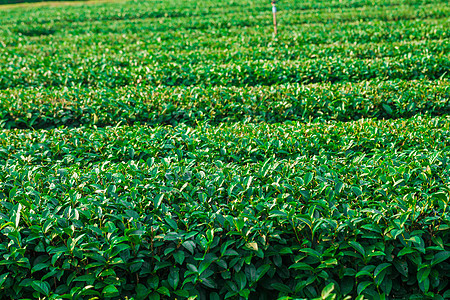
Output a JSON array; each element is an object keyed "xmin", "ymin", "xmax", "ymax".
[
  {"xmin": 0, "ymin": 118, "xmax": 450, "ymax": 299},
  {"xmin": 0, "ymin": 0, "xmax": 449, "ymax": 298},
  {"xmin": 0, "ymin": 80, "xmax": 449, "ymax": 129}
]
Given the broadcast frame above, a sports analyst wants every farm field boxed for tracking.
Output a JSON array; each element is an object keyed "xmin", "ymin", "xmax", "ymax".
[{"xmin": 0, "ymin": 0, "xmax": 449, "ymax": 299}]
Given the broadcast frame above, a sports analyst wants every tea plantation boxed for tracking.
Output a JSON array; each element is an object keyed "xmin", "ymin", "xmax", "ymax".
[{"xmin": 0, "ymin": 0, "xmax": 449, "ymax": 299}]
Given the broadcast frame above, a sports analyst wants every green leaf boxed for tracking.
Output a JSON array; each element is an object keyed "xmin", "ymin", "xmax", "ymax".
[
  {"xmin": 209, "ymin": 292, "xmax": 220, "ymax": 300},
  {"xmin": 9, "ymin": 187, "xmax": 17, "ymax": 200},
  {"xmin": 136, "ymin": 283, "xmax": 150, "ymax": 299},
  {"xmin": 148, "ymin": 276, "xmax": 159, "ymax": 289},
  {"xmin": 148, "ymin": 292, "xmax": 161, "ymax": 300},
  {"xmin": 31, "ymin": 262, "xmax": 49, "ymax": 274},
  {"xmin": 407, "ymin": 236, "xmax": 422, "ymax": 245},
  {"xmin": 393, "ymin": 260, "xmax": 408, "ymax": 277},
  {"xmin": 168, "ymin": 268, "xmax": 179, "ymax": 290},
  {"xmin": 300, "ymin": 248, "xmax": 322, "ymax": 259},
  {"xmin": 374, "ymin": 263, "xmax": 391, "ymax": 278},
  {"xmin": 157, "ymin": 286, "xmax": 170, "ymax": 296},
  {"xmin": 351, "ymin": 186, "xmax": 362, "ymax": 197},
  {"xmin": 239, "ymin": 289, "xmax": 251, "ymax": 298},
  {"xmin": 349, "ymin": 241, "xmax": 365, "ymax": 257},
  {"xmin": 269, "ymin": 210, "xmax": 287, "ymax": 218},
  {"xmin": 382, "ymin": 103, "xmax": 393, "ymax": 115},
  {"xmin": 289, "ymin": 262, "xmax": 314, "ymax": 271},
  {"xmin": 125, "ymin": 209, "xmax": 140, "ymax": 220},
  {"xmin": 147, "ymin": 157, "xmax": 155, "ymax": 167},
  {"xmin": 31, "ymin": 281, "xmax": 50, "ymax": 296},
  {"xmin": 234, "ymin": 271, "xmax": 247, "ymax": 290},
  {"xmin": 319, "ymin": 258, "xmax": 338, "ymax": 269},
  {"xmin": 256, "ymin": 264, "xmax": 270, "ymax": 281},
  {"xmin": 304, "ymin": 172, "xmax": 314, "ymax": 186},
  {"xmin": 14, "ymin": 203, "xmax": 22, "ymax": 228},
  {"xmin": 398, "ymin": 247, "xmax": 415, "ymax": 256},
  {"xmin": 174, "ymin": 290, "xmax": 189, "ymax": 297},
  {"xmin": 417, "ymin": 267, "xmax": 431, "ymax": 283},
  {"xmin": 279, "ymin": 247, "xmax": 293, "ymax": 255},
  {"xmin": 341, "ymin": 277, "xmax": 354, "ymax": 295},
  {"xmin": 380, "ymin": 276, "xmax": 393, "ymax": 295},
  {"xmin": 153, "ymin": 194, "xmax": 164, "ymax": 208},
  {"xmin": 356, "ymin": 270, "xmax": 373, "ymax": 278},
  {"xmin": 77, "ymin": 285, "xmax": 100, "ymax": 298},
  {"xmin": 173, "ymin": 250, "xmax": 185, "ymax": 265},
  {"xmin": 73, "ymin": 274, "xmax": 95, "ymax": 284},
  {"xmin": 419, "ymin": 277, "xmax": 430, "ymax": 293},
  {"xmin": 357, "ymin": 281, "xmax": 372, "ymax": 295},
  {"xmin": 245, "ymin": 242, "xmax": 258, "ymax": 251},
  {"xmin": 335, "ymin": 181, "xmax": 344, "ymax": 194},
  {"xmin": 110, "ymin": 244, "xmax": 130, "ymax": 258},
  {"xmin": 182, "ymin": 241, "xmax": 196, "ymax": 254},
  {"xmin": 321, "ymin": 283, "xmax": 335, "ymax": 298},
  {"xmin": 0, "ymin": 273, "xmax": 8, "ymax": 287},
  {"xmin": 431, "ymin": 251, "xmax": 450, "ymax": 266},
  {"xmin": 201, "ymin": 278, "xmax": 217, "ymax": 289},
  {"xmin": 166, "ymin": 218, "xmax": 178, "ymax": 230},
  {"xmin": 246, "ymin": 264, "xmax": 257, "ymax": 283},
  {"xmin": 102, "ymin": 285, "xmax": 119, "ymax": 297},
  {"xmin": 187, "ymin": 263, "xmax": 198, "ymax": 273},
  {"xmin": 390, "ymin": 229, "xmax": 403, "ymax": 239}
]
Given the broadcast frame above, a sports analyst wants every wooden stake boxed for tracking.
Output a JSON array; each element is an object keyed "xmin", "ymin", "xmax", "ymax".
[{"xmin": 272, "ymin": 1, "xmax": 277, "ymax": 35}]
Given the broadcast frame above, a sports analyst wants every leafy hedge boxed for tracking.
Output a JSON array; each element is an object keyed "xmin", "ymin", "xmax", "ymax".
[
  {"xmin": 0, "ymin": 0, "xmax": 448, "ymax": 90},
  {"xmin": 0, "ymin": 80, "xmax": 448, "ymax": 129},
  {"xmin": 1, "ymin": 55, "xmax": 449, "ymax": 89},
  {"xmin": 0, "ymin": 118, "xmax": 449, "ymax": 299},
  {"xmin": 3, "ymin": 116, "xmax": 450, "ymax": 165}
]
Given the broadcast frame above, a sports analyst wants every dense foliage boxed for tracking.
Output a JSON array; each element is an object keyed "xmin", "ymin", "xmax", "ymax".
[
  {"xmin": 1, "ymin": 80, "xmax": 449, "ymax": 129},
  {"xmin": 0, "ymin": 0, "xmax": 449, "ymax": 299}
]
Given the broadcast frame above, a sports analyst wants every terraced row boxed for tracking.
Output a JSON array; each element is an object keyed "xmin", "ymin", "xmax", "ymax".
[
  {"xmin": 0, "ymin": 117, "xmax": 449, "ymax": 298},
  {"xmin": 2, "ymin": 0, "xmax": 448, "ymax": 25},
  {"xmin": 1, "ymin": 80, "xmax": 448, "ymax": 129}
]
